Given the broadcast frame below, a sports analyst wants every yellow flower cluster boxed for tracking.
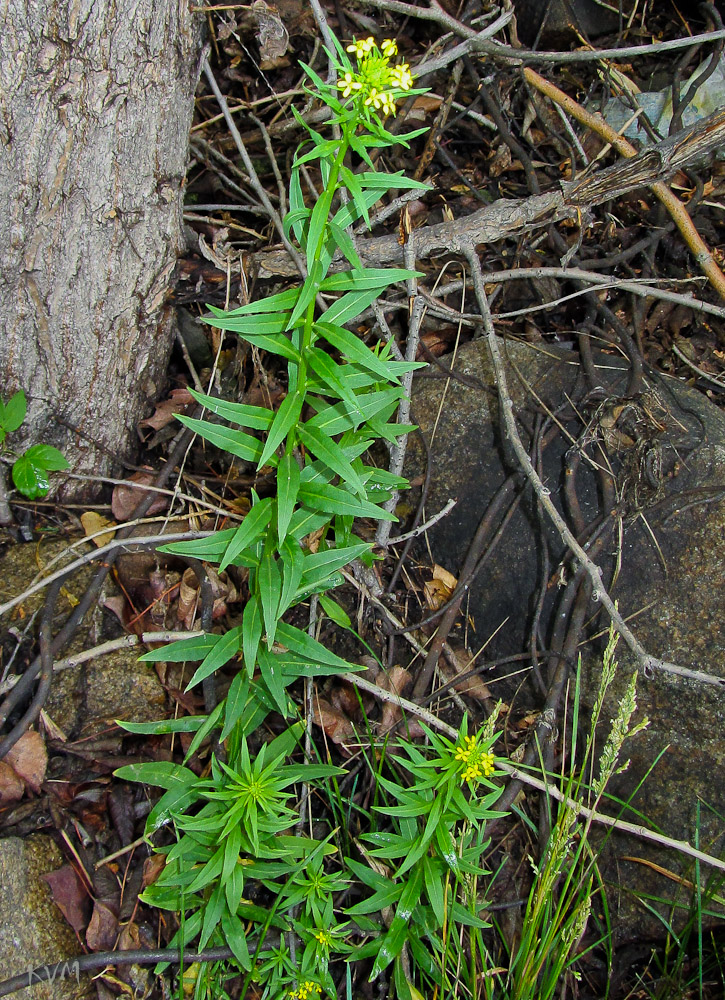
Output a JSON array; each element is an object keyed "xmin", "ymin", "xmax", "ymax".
[
  {"xmin": 314, "ymin": 928, "xmax": 333, "ymax": 947},
  {"xmin": 454, "ymin": 734, "xmax": 496, "ymax": 784},
  {"xmin": 288, "ymin": 982, "xmax": 321, "ymax": 1000},
  {"xmin": 337, "ymin": 37, "xmax": 414, "ymax": 117}
]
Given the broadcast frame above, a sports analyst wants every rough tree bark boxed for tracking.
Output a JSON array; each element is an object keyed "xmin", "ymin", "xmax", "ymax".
[{"xmin": 0, "ymin": 0, "xmax": 205, "ymax": 499}]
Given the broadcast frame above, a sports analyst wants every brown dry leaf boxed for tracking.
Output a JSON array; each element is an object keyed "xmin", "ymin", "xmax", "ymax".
[
  {"xmin": 377, "ymin": 667, "xmax": 412, "ymax": 733},
  {"xmin": 176, "ymin": 566, "xmax": 239, "ymax": 630},
  {"xmin": 441, "ymin": 648, "xmax": 492, "ymax": 703},
  {"xmin": 80, "ymin": 511, "xmax": 117, "ymax": 548},
  {"xmin": 86, "ymin": 900, "xmax": 119, "ymax": 952},
  {"xmin": 111, "ymin": 471, "xmax": 169, "ymax": 521},
  {"xmin": 0, "ymin": 760, "xmax": 24, "ymax": 804},
  {"xmin": 311, "ymin": 697, "xmax": 357, "ymax": 751},
  {"xmin": 138, "ymin": 387, "xmax": 194, "ymax": 435},
  {"xmin": 4, "ymin": 729, "xmax": 47, "ymax": 792},
  {"xmin": 142, "ymin": 853, "xmax": 167, "ymax": 889},
  {"xmin": 252, "ymin": 0, "xmax": 289, "ymax": 66},
  {"xmin": 42, "ymin": 865, "xmax": 91, "ymax": 933},
  {"xmin": 424, "ymin": 564, "xmax": 457, "ymax": 611}
]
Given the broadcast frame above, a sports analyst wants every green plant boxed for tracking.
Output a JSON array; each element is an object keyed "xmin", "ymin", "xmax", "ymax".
[
  {"xmin": 115, "ymin": 31, "xmax": 439, "ymax": 999},
  {"xmin": 0, "ymin": 389, "xmax": 69, "ymax": 499},
  {"xmin": 346, "ymin": 713, "xmax": 507, "ymax": 1000}
]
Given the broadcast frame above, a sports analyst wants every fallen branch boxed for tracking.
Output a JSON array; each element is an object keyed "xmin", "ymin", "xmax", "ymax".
[
  {"xmin": 524, "ymin": 68, "xmax": 725, "ymax": 301},
  {"xmin": 249, "ymin": 107, "xmax": 725, "ymax": 278}
]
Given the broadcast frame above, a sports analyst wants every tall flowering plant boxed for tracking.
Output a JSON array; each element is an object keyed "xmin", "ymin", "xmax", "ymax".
[{"xmin": 114, "ymin": 30, "xmax": 439, "ymax": 1000}]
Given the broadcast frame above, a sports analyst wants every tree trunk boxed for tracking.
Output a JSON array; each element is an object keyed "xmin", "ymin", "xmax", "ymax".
[{"xmin": 0, "ymin": 0, "xmax": 205, "ymax": 498}]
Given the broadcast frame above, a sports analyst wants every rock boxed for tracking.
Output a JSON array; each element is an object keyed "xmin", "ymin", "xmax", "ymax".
[
  {"xmin": 406, "ymin": 338, "xmax": 725, "ymax": 941},
  {"xmin": 46, "ymin": 646, "xmax": 167, "ymax": 739},
  {"xmin": 0, "ymin": 835, "xmax": 90, "ymax": 999}
]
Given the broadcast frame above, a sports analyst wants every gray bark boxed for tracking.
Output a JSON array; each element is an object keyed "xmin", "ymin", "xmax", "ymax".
[{"xmin": 0, "ymin": 0, "xmax": 205, "ymax": 498}]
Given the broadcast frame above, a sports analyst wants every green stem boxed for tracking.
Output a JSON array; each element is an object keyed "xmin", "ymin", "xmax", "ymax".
[{"xmin": 285, "ymin": 125, "xmax": 352, "ymax": 459}]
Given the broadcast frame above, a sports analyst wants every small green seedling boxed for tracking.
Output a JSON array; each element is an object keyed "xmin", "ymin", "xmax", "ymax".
[{"xmin": 0, "ymin": 390, "xmax": 69, "ymax": 500}]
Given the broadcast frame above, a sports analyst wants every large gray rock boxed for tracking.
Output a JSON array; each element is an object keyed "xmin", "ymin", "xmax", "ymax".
[
  {"xmin": 0, "ymin": 835, "xmax": 90, "ymax": 999},
  {"xmin": 406, "ymin": 338, "xmax": 725, "ymax": 941}
]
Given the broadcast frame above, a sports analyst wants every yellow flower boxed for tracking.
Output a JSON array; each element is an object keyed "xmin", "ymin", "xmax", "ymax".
[
  {"xmin": 346, "ymin": 36, "xmax": 375, "ymax": 59},
  {"xmin": 390, "ymin": 63, "xmax": 413, "ymax": 90},
  {"xmin": 288, "ymin": 982, "xmax": 322, "ymax": 1000},
  {"xmin": 455, "ymin": 734, "xmax": 496, "ymax": 783},
  {"xmin": 315, "ymin": 928, "xmax": 333, "ymax": 948},
  {"xmin": 337, "ymin": 36, "xmax": 413, "ymax": 117},
  {"xmin": 337, "ymin": 71, "xmax": 363, "ymax": 98}
]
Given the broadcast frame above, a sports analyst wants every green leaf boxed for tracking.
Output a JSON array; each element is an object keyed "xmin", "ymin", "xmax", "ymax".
[
  {"xmin": 276, "ymin": 621, "xmax": 355, "ymax": 671},
  {"xmin": 113, "ymin": 761, "xmax": 198, "ymax": 790},
  {"xmin": 370, "ymin": 863, "xmax": 424, "ymax": 979},
  {"xmin": 242, "ymin": 595, "xmax": 263, "ymax": 676},
  {"xmin": 318, "ymin": 287, "xmax": 382, "ymax": 328},
  {"xmin": 298, "ymin": 480, "xmax": 395, "ymax": 521},
  {"xmin": 140, "ymin": 633, "xmax": 218, "ymax": 663},
  {"xmin": 316, "ymin": 322, "xmax": 401, "ymax": 382},
  {"xmin": 287, "ymin": 507, "xmax": 330, "ymax": 540},
  {"xmin": 297, "ymin": 421, "xmax": 366, "ymax": 495},
  {"xmin": 22, "ymin": 444, "xmax": 69, "ymax": 471},
  {"xmin": 12, "ymin": 454, "xmax": 50, "ymax": 499},
  {"xmin": 340, "ymin": 165, "xmax": 371, "ymax": 228},
  {"xmin": 306, "ymin": 346, "xmax": 360, "ymax": 413},
  {"xmin": 307, "ymin": 387, "xmax": 403, "ymax": 436},
  {"xmin": 320, "ymin": 268, "xmax": 421, "ymax": 292},
  {"xmin": 207, "ymin": 288, "xmax": 300, "ymax": 318},
  {"xmin": 276, "ymin": 453, "xmax": 300, "ymax": 543},
  {"xmin": 306, "ymin": 189, "xmax": 333, "ymax": 272},
  {"xmin": 327, "ymin": 222, "xmax": 362, "ymax": 270},
  {"xmin": 297, "ymin": 541, "xmax": 371, "ymax": 594},
  {"xmin": 287, "ymin": 259, "xmax": 323, "ymax": 330},
  {"xmin": 219, "ymin": 672, "xmax": 250, "ymax": 742},
  {"xmin": 218, "ymin": 496, "xmax": 274, "ymax": 572},
  {"xmin": 278, "ymin": 536, "xmax": 305, "ymax": 615},
  {"xmin": 358, "ymin": 170, "xmax": 431, "ymax": 192},
  {"xmin": 256, "ymin": 646, "xmax": 290, "ymax": 716},
  {"xmin": 221, "ymin": 910, "xmax": 251, "ymax": 971},
  {"xmin": 0, "ymin": 390, "xmax": 27, "ymax": 433},
  {"xmin": 294, "ymin": 138, "xmax": 340, "ymax": 166},
  {"xmin": 319, "ymin": 593, "xmax": 351, "ymax": 628},
  {"xmin": 177, "ymin": 414, "xmax": 265, "ymax": 465},
  {"xmin": 115, "ymin": 717, "xmax": 208, "ymax": 735},
  {"xmin": 258, "ymin": 549, "xmax": 282, "ymax": 648},
  {"xmin": 186, "ymin": 627, "xmax": 243, "ymax": 690},
  {"xmin": 187, "ymin": 389, "xmax": 273, "ymax": 431},
  {"xmin": 257, "ymin": 392, "xmax": 303, "ymax": 469},
  {"xmin": 283, "ymin": 208, "xmax": 311, "ymax": 242},
  {"xmin": 184, "ymin": 701, "xmax": 226, "ymax": 760}
]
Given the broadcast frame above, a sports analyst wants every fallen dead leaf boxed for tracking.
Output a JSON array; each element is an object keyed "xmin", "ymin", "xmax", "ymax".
[
  {"xmin": 424, "ymin": 564, "xmax": 458, "ymax": 611},
  {"xmin": 4, "ymin": 729, "xmax": 47, "ymax": 792},
  {"xmin": 112, "ymin": 471, "xmax": 169, "ymax": 521},
  {"xmin": 81, "ymin": 510, "xmax": 117, "ymax": 548},
  {"xmin": 42, "ymin": 865, "xmax": 91, "ymax": 933},
  {"xmin": 138, "ymin": 387, "xmax": 194, "ymax": 435},
  {"xmin": 0, "ymin": 760, "xmax": 24, "ymax": 804},
  {"xmin": 311, "ymin": 696, "xmax": 357, "ymax": 752},
  {"xmin": 86, "ymin": 900, "xmax": 119, "ymax": 952}
]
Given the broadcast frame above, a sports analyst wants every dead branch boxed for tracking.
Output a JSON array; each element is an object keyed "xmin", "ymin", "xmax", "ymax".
[{"xmin": 251, "ymin": 107, "xmax": 725, "ymax": 279}]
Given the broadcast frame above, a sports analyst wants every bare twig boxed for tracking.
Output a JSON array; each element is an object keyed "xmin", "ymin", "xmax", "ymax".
[{"xmin": 385, "ymin": 498, "xmax": 457, "ymax": 545}]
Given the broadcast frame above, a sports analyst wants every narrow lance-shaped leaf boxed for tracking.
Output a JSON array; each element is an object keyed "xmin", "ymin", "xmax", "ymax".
[
  {"xmin": 257, "ymin": 391, "xmax": 304, "ymax": 470},
  {"xmin": 276, "ymin": 453, "xmax": 300, "ymax": 543},
  {"xmin": 297, "ymin": 421, "xmax": 366, "ymax": 496}
]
